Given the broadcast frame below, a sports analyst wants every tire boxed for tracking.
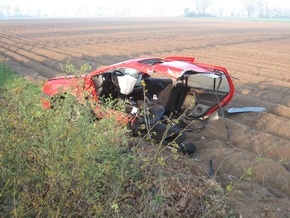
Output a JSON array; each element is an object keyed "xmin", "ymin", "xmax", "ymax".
[{"xmin": 179, "ymin": 143, "xmax": 196, "ymax": 154}]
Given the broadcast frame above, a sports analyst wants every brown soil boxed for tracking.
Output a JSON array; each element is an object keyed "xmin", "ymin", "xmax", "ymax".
[{"xmin": 1, "ymin": 17, "xmax": 290, "ymax": 217}]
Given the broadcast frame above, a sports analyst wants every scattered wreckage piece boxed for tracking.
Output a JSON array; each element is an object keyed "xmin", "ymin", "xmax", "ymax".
[{"xmin": 226, "ymin": 107, "xmax": 266, "ymax": 114}]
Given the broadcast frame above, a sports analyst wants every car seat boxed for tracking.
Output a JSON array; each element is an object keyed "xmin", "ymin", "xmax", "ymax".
[{"xmin": 92, "ymin": 74, "xmax": 103, "ymax": 96}]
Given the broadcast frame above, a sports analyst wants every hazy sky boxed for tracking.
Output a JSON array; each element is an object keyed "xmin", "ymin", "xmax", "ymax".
[{"xmin": 1, "ymin": 0, "xmax": 289, "ymax": 17}]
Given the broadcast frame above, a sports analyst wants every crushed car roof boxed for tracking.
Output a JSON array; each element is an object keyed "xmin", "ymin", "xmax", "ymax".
[{"xmin": 96, "ymin": 57, "xmax": 213, "ymax": 79}]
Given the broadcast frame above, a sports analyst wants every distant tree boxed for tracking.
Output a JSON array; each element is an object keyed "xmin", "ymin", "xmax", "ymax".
[
  {"xmin": 243, "ymin": 0, "xmax": 256, "ymax": 17},
  {"xmin": 218, "ymin": 7, "xmax": 224, "ymax": 17},
  {"xmin": 264, "ymin": 2, "xmax": 270, "ymax": 18},
  {"xmin": 0, "ymin": 5, "xmax": 11, "ymax": 17},
  {"xmin": 27, "ymin": 7, "xmax": 31, "ymax": 16},
  {"xmin": 195, "ymin": 0, "xmax": 212, "ymax": 16},
  {"xmin": 258, "ymin": 0, "xmax": 264, "ymax": 17},
  {"xmin": 0, "ymin": 6, "xmax": 3, "ymax": 17},
  {"xmin": 183, "ymin": 8, "xmax": 197, "ymax": 17},
  {"xmin": 14, "ymin": 6, "xmax": 20, "ymax": 14},
  {"xmin": 257, "ymin": 0, "xmax": 269, "ymax": 17},
  {"xmin": 13, "ymin": 6, "xmax": 21, "ymax": 16}
]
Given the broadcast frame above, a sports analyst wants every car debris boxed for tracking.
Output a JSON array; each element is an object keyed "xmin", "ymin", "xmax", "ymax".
[
  {"xmin": 42, "ymin": 56, "xmax": 235, "ymax": 154},
  {"xmin": 226, "ymin": 107, "xmax": 266, "ymax": 114}
]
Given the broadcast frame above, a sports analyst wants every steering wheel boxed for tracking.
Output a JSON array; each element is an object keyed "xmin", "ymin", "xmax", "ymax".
[
  {"xmin": 111, "ymin": 70, "xmax": 124, "ymax": 87},
  {"xmin": 112, "ymin": 70, "xmax": 124, "ymax": 76}
]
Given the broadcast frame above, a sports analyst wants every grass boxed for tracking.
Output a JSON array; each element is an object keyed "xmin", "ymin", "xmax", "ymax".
[{"xmin": 0, "ymin": 60, "xmax": 233, "ymax": 217}]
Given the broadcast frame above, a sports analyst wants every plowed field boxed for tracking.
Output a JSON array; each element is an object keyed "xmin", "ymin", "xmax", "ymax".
[{"xmin": 1, "ymin": 18, "xmax": 290, "ymax": 217}]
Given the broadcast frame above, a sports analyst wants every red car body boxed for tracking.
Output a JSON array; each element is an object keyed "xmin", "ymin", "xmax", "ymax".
[{"xmin": 42, "ymin": 56, "xmax": 234, "ymax": 123}]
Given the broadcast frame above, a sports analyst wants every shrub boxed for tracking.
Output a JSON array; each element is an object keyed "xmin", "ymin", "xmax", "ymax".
[{"xmin": 0, "ymin": 63, "xmax": 136, "ymax": 216}]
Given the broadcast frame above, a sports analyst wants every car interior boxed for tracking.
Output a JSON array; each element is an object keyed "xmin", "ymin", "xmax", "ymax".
[{"xmin": 92, "ymin": 69, "xmax": 230, "ymax": 118}]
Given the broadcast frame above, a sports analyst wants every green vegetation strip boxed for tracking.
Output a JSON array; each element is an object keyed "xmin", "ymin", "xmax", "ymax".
[{"xmin": 0, "ymin": 61, "xmax": 139, "ymax": 217}]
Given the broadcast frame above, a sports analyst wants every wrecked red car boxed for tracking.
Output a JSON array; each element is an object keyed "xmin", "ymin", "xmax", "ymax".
[{"xmin": 42, "ymin": 56, "xmax": 234, "ymax": 154}]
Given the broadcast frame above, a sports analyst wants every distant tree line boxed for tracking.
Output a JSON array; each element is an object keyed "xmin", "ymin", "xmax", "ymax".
[
  {"xmin": 0, "ymin": 5, "xmax": 30, "ymax": 18},
  {"xmin": 184, "ymin": 0, "xmax": 290, "ymax": 18},
  {"xmin": 0, "ymin": 0, "xmax": 290, "ymax": 19}
]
